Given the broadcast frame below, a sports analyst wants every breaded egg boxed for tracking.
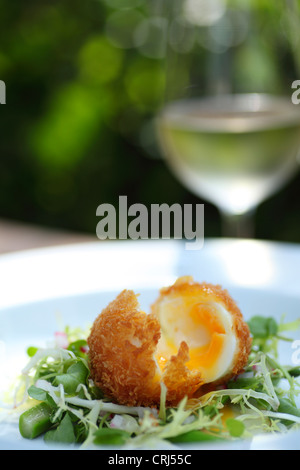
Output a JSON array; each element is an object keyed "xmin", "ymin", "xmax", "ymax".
[{"xmin": 87, "ymin": 276, "xmax": 252, "ymax": 407}]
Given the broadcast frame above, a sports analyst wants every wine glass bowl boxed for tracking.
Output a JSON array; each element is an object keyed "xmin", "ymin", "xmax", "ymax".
[{"xmin": 156, "ymin": 1, "xmax": 300, "ymax": 237}]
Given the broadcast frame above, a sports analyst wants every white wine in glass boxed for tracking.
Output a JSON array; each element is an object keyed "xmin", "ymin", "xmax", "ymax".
[
  {"xmin": 156, "ymin": 0, "xmax": 300, "ymax": 237},
  {"xmin": 158, "ymin": 94, "xmax": 300, "ymax": 236}
]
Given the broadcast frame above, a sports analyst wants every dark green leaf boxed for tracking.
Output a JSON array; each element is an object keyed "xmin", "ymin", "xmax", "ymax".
[
  {"xmin": 54, "ymin": 360, "xmax": 89, "ymax": 394},
  {"xmin": 44, "ymin": 412, "xmax": 76, "ymax": 444},
  {"xmin": 27, "ymin": 385, "xmax": 57, "ymax": 408},
  {"xmin": 278, "ymin": 398, "xmax": 300, "ymax": 418},
  {"xmin": 28, "ymin": 385, "xmax": 49, "ymax": 402},
  {"xmin": 168, "ymin": 430, "xmax": 224, "ymax": 443},
  {"xmin": 248, "ymin": 316, "xmax": 278, "ymax": 339},
  {"xmin": 228, "ymin": 377, "xmax": 261, "ymax": 390},
  {"xmin": 287, "ymin": 366, "xmax": 300, "ymax": 377},
  {"xmin": 93, "ymin": 428, "xmax": 131, "ymax": 446}
]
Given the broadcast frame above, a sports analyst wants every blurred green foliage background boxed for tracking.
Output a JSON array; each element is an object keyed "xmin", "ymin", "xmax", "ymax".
[{"xmin": 0, "ymin": 0, "xmax": 299, "ymax": 242}]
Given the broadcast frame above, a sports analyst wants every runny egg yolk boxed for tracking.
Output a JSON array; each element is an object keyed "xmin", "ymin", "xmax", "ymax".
[
  {"xmin": 186, "ymin": 304, "xmax": 225, "ymax": 370},
  {"xmin": 155, "ymin": 297, "xmax": 236, "ymax": 384}
]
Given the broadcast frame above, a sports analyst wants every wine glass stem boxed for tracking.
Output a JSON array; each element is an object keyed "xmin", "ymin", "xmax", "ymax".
[{"xmin": 221, "ymin": 209, "xmax": 256, "ymax": 238}]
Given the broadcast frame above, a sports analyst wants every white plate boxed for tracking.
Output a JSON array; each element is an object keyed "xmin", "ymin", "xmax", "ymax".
[{"xmin": 0, "ymin": 238, "xmax": 299, "ymax": 450}]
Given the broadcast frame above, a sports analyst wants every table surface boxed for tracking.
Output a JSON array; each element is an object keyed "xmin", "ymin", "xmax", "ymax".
[{"xmin": 0, "ymin": 218, "xmax": 95, "ymax": 254}]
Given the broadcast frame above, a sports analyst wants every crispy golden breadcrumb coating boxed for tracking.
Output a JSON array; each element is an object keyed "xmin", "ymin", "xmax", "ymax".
[{"xmin": 87, "ymin": 277, "xmax": 252, "ymax": 407}]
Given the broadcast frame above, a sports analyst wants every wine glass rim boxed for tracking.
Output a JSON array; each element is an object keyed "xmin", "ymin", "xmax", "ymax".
[{"xmin": 158, "ymin": 93, "xmax": 300, "ymax": 132}]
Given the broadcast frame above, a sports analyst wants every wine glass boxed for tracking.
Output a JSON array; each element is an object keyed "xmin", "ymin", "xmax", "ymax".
[{"xmin": 156, "ymin": 0, "xmax": 300, "ymax": 238}]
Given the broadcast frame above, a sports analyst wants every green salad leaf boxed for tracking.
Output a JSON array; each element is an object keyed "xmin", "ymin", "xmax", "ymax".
[
  {"xmin": 53, "ymin": 360, "xmax": 89, "ymax": 394},
  {"xmin": 248, "ymin": 315, "xmax": 278, "ymax": 338},
  {"xmin": 93, "ymin": 428, "xmax": 131, "ymax": 446},
  {"xmin": 44, "ymin": 412, "xmax": 76, "ymax": 444}
]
